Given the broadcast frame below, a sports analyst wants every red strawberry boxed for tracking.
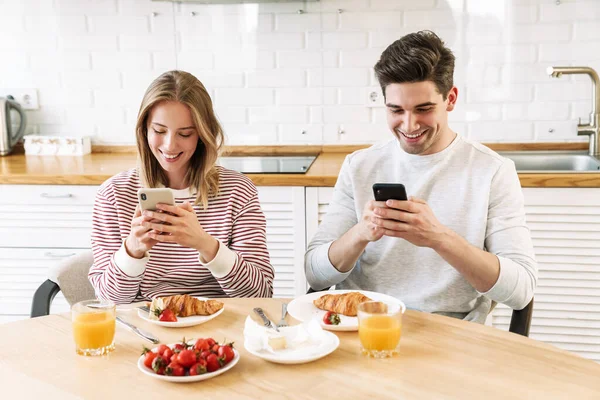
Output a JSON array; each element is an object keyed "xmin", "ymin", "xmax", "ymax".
[{"xmin": 323, "ymin": 311, "xmax": 341, "ymax": 325}]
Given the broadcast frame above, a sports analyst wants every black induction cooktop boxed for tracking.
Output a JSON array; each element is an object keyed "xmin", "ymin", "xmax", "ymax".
[{"xmin": 217, "ymin": 155, "xmax": 317, "ymax": 174}]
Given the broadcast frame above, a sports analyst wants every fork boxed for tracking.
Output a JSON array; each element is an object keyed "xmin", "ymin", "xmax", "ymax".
[{"xmin": 277, "ymin": 303, "xmax": 288, "ymax": 328}]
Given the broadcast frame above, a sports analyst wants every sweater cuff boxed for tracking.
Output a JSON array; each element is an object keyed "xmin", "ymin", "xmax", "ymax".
[
  {"xmin": 310, "ymin": 241, "xmax": 353, "ymax": 286},
  {"xmin": 479, "ymin": 255, "xmax": 518, "ymax": 302},
  {"xmin": 114, "ymin": 242, "xmax": 149, "ymax": 277},
  {"xmin": 199, "ymin": 240, "xmax": 237, "ymax": 279}
]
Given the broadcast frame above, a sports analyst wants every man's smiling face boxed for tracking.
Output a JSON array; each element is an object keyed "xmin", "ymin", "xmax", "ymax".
[{"xmin": 385, "ymin": 81, "xmax": 457, "ymax": 155}]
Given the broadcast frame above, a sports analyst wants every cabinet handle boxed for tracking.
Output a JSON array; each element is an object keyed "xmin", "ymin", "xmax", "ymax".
[
  {"xmin": 44, "ymin": 252, "xmax": 76, "ymax": 258},
  {"xmin": 40, "ymin": 193, "xmax": 73, "ymax": 199}
]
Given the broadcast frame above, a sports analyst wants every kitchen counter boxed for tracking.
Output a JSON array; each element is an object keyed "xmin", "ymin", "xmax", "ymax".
[{"xmin": 1, "ymin": 143, "xmax": 599, "ymax": 187}]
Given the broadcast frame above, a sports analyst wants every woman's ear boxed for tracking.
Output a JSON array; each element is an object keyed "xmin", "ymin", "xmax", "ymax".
[{"xmin": 445, "ymin": 86, "xmax": 458, "ymax": 112}]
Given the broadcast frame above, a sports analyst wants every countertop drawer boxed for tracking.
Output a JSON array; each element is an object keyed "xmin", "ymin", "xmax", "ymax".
[
  {"xmin": 0, "ymin": 184, "xmax": 98, "ymax": 205},
  {"xmin": 0, "ymin": 185, "xmax": 96, "ymax": 248}
]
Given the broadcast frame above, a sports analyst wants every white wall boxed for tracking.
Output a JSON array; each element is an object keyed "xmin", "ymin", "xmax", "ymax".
[{"xmin": 1, "ymin": 0, "xmax": 599, "ymax": 145}]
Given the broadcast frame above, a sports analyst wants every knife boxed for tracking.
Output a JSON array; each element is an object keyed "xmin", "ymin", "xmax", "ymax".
[
  {"xmin": 253, "ymin": 307, "xmax": 280, "ymax": 332},
  {"xmin": 116, "ymin": 316, "xmax": 160, "ymax": 344}
]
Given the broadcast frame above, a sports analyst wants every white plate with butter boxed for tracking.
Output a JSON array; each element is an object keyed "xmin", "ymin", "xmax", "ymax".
[
  {"xmin": 243, "ymin": 317, "xmax": 339, "ymax": 364},
  {"xmin": 244, "ymin": 331, "xmax": 339, "ymax": 365}
]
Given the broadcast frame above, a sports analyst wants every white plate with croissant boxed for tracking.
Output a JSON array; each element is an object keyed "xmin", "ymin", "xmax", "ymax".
[
  {"xmin": 137, "ymin": 294, "xmax": 225, "ymax": 328},
  {"xmin": 287, "ymin": 290, "xmax": 402, "ymax": 332}
]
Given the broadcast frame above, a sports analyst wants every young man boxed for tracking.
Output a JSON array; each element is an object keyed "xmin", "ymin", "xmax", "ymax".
[{"xmin": 305, "ymin": 31, "xmax": 537, "ymax": 323}]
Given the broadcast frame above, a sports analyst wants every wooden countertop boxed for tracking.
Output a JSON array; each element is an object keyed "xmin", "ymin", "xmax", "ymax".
[
  {"xmin": 4, "ymin": 298, "xmax": 600, "ymax": 399},
  {"xmin": 1, "ymin": 143, "xmax": 599, "ymax": 187}
]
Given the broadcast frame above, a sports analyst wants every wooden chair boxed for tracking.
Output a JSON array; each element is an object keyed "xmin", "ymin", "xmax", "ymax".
[{"xmin": 307, "ymin": 287, "xmax": 534, "ymax": 337}]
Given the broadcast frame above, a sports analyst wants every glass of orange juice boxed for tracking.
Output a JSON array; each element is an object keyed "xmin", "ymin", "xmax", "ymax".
[
  {"xmin": 71, "ymin": 299, "xmax": 116, "ymax": 356},
  {"xmin": 357, "ymin": 300, "xmax": 406, "ymax": 358}
]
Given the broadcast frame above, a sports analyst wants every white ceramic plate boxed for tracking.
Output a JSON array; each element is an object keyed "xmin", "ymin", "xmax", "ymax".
[
  {"xmin": 137, "ymin": 344, "xmax": 240, "ymax": 383},
  {"xmin": 244, "ymin": 330, "xmax": 339, "ymax": 364},
  {"xmin": 287, "ymin": 290, "xmax": 403, "ymax": 332},
  {"xmin": 137, "ymin": 297, "xmax": 225, "ymax": 328}
]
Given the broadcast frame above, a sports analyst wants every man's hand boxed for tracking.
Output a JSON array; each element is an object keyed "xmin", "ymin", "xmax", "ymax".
[
  {"xmin": 327, "ymin": 200, "xmax": 388, "ymax": 273},
  {"xmin": 357, "ymin": 200, "xmax": 387, "ymax": 243},
  {"xmin": 371, "ymin": 196, "xmax": 451, "ymax": 250},
  {"xmin": 367, "ymin": 196, "xmax": 504, "ymax": 294}
]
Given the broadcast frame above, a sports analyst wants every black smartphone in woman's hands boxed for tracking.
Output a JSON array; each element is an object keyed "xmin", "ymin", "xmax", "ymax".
[{"xmin": 372, "ymin": 183, "xmax": 408, "ymax": 202}]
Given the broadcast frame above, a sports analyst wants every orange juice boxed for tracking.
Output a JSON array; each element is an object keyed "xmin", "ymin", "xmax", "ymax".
[
  {"xmin": 358, "ymin": 315, "xmax": 402, "ymax": 351},
  {"xmin": 73, "ymin": 311, "xmax": 115, "ymax": 350},
  {"xmin": 71, "ymin": 300, "xmax": 116, "ymax": 356}
]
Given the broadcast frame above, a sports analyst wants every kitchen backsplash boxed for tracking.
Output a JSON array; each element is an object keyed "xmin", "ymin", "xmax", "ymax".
[{"xmin": 1, "ymin": 0, "xmax": 599, "ymax": 145}]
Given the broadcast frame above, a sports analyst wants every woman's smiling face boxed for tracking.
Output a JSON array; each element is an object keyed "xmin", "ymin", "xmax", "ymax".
[{"xmin": 147, "ymin": 100, "xmax": 199, "ymax": 188}]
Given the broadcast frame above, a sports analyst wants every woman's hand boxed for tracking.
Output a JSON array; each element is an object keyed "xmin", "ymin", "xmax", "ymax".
[
  {"xmin": 143, "ymin": 202, "xmax": 219, "ymax": 261},
  {"xmin": 125, "ymin": 206, "xmax": 159, "ymax": 259}
]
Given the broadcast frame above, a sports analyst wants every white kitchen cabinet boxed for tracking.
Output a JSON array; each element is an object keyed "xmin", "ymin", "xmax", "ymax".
[
  {"xmin": 306, "ymin": 186, "xmax": 600, "ymax": 363},
  {"xmin": 0, "ymin": 248, "xmax": 86, "ymax": 322},
  {"xmin": 0, "ymin": 184, "xmax": 97, "ymax": 323},
  {"xmin": 257, "ymin": 186, "xmax": 307, "ymax": 298},
  {"xmin": 0, "ymin": 185, "xmax": 97, "ymax": 248},
  {"xmin": 305, "ymin": 187, "xmax": 334, "ymax": 247},
  {"xmin": 0, "ymin": 184, "xmax": 308, "ymax": 323},
  {"xmin": 490, "ymin": 188, "xmax": 600, "ymax": 363}
]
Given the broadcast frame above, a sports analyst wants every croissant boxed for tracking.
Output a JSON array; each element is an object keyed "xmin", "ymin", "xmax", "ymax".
[
  {"xmin": 157, "ymin": 294, "xmax": 224, "ymax": 317},
  {"xmin": 313, "ymin": 292, "xmax": 372, "ymax": 317}
]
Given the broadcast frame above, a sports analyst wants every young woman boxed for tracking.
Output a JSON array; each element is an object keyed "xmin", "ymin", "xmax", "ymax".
[{"xmin": 89, "ymin": 70, "xmax": 274, "ymax": 303}]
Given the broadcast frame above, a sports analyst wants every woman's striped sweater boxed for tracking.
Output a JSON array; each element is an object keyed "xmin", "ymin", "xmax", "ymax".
[{"xmin": 88, "ymin": 167, "xmax": 274, "ymax": 304}]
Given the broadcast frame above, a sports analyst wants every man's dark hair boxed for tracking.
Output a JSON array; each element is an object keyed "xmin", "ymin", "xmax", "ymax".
[{"xmin": 374, "ymin": 30, "xmax": 455, "ymax": 100}]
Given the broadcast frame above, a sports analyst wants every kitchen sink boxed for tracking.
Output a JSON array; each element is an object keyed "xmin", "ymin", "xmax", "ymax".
[{"xmin": 497, "ymin": 151, "xmax": 600, "ymax": 172}]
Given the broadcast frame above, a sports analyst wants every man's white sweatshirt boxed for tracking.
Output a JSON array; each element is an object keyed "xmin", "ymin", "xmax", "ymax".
[{"xmin": 305, "ymin": 135, "xmax": 538, "ymax": 323}]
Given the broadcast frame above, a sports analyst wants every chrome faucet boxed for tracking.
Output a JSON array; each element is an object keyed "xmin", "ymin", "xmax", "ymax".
[{"xmin": 547, "ymin": 66, "xmax": 600, "ymax": 156}]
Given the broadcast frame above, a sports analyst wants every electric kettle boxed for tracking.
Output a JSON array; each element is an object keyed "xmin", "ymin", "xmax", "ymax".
[{"xmin": 0, "ymin": 95, "xmax": 27, "ymax": 156}]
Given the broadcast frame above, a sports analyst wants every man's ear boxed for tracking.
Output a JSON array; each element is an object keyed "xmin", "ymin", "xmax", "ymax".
[{"xmin": 445, "ymin": 86, "xmax": 458, "ymax": 111}]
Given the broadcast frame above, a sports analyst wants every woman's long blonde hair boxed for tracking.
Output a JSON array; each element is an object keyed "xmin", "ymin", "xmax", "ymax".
[{"xmin": 136, "ymin": 70, "xmax": 223, "ymax": 208}]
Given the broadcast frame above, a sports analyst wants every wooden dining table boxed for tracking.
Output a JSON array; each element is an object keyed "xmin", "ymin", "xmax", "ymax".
[{"xmin": 2, "ymin": 298, "xmax": 600, "ymax": 399}]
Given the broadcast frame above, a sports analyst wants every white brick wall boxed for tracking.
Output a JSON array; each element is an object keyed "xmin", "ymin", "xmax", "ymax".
[
  {"xmin": 225, "ymin": 123, "xmax": 277, "ymax": 144},
  {"xmin": 92, "ymin": 52, "xmax": 151, "ymax": 70},
  {"xmin": 339, "ymin": 12, "xmax": 402, "ymax": 31},
  {"xmin": 59, "ymin": 35, "xmax": 118, "ymax": 51},
  {"xmin": 90, "ymin": 16, "xmax": 149, "ymax": 35},
  {"xmin": 215, "ymin": 50, "xmax": 274, "ymax": 69},
  {"xmin": 216, "ymin": 88, "xmax": 274, "ymax": 106},
  {"xmin": 249, "ymin": 106, "xmax": 307, "ymax": 124},
  {"xmin": 246, "ymin": 69, "xmax": 306, "ymax": 87},
  {"xmin": 276, "ymin": 88, "xmax": 322, "ymax": 105},
  {"xmin": 340, "ymin": 49, "xmax": 383, "ymax": 68},
  {"xmin": 278, "ymin": 124, "xmax": 323, "ymax": 143},
  {"xmin": 322, "ymin": 32, "xmax": 368, "ymax": 49},
  {"xmin": 0, "ymin": 0, "xmax": 598, "ymax": 144}
]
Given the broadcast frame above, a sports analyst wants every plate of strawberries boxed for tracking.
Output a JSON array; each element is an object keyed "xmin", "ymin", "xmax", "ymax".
[{"xmin": 138, "ymin": 337, "xmax": 239, "ymax": 382}]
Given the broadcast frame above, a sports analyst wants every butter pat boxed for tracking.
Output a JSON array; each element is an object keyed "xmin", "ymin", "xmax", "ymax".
[
  {"xmin": 267, "ymin": 334, "xmax": 287, "ymax": 351},
  {"xmin": 244, "ymin": 316, "xmax": 291, "ymax": 353}
]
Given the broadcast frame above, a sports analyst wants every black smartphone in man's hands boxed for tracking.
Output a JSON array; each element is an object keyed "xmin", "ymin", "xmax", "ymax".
[{"xmin": 372, "ymin": 183, "xmax": 408, "ymax": 202}]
